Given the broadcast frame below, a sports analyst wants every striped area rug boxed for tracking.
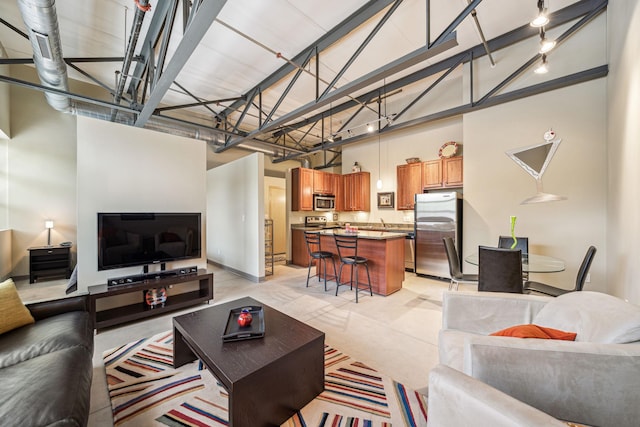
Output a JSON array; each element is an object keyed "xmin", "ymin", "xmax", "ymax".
[{"xmin": 103, "ymin": 331, "xmax": 428, "ymax": 426}]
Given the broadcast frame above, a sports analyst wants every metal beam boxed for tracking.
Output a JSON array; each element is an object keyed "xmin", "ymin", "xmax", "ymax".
[
  {"xmin": 125, "ymin": 0, "xmax": 176, "ymax": 97},
  {"xmin": 220, "ymin": 0, "xmax": 397, "ymax": 117},
  {"xmin": 271, "ymin": 65, "xmax": 608, "ymax": 163},
  {"xmin": 0, "ymin": 73, "xmax": 138, "ymax": 113},
  {"xmin": 65, "ymin": 60, "xmax": 117, "ymax": 96},
  {"xmin": 264, "ymin": 49, "xmax": 314, "ymax": 125},
  {"xmin": 135, "ymin": 0, "xmax": 228, "ymax": 127},
  {"xmin": 0, "ymin": 56, "xmax": 131, "ymax": 64},
  {"xmin": 318, "ymin": 0, "xmax": 403, "ymax": 100},
  {"xmin": 430, "ymin": 0, "xmax": 482, "ymax": 47},
  {"xmin": 269, "ymin": 0, "xmax": 605, "ymax": 141},
  {"xmin": 218, "ymin": 33, "xmax": 457, "ymax": 152},
  {"xmin": 156, "ymin": 95, "xmax": 245, "ymax": 112}
]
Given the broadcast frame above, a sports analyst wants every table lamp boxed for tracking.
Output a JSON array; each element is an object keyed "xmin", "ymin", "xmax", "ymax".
[{"xmin": 45, "ymin": 220, "xmax": 54, "ymax": 246}]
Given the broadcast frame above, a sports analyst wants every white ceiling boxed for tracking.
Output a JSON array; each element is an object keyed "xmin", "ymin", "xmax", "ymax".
[{"xmin": 0, "ymin": 0, "xmax": 582, "ymax": 170}]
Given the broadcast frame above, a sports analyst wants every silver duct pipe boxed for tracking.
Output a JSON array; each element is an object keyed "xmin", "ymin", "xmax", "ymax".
[
  {"xmin": 16, "ymin": 0, "xmax": 301, "ymax": 160},
  {"xmin": 70, "ymin": 100, "xmax": 285, "ymax": 156},
  {"xmin": 17, "ymin": 0, "xmax": 70, "ymax": 112}
]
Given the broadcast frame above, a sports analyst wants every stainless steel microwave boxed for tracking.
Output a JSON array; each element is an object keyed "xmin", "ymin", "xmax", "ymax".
[{"xmin": 314, "ymin": 195, "xmax": 335, "ymax": 211}]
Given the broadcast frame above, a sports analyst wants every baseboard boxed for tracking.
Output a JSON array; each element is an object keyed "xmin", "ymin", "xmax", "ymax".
[{"xmin": 207, "ymin": 259, "xmax": 261, "ymax": 283}]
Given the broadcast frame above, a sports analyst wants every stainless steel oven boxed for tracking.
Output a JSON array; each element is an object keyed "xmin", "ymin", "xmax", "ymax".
[{"xmin": 313, "ymin": 195, "xmax": 335, "ymax": 211}]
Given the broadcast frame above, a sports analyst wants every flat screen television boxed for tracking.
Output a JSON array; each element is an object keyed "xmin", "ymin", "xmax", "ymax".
[{"xmin": 97, "ymin": 212, "xmax": 202, "ymax": 271}]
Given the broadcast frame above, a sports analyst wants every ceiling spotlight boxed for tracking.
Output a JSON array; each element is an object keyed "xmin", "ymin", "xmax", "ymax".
[
  {"xmin": 530, "ymin": 0, "xmax": 549, "ymax": 27},
  {"xmin": 367, "ymin": 123, "xmax": 374, "ymax": 133},
  {"xmin": 530, "ymin": 12, "xmax": 549, "ymax": 27},
  {"xmin": 534, "ymin": 55, "xmax": 549, "ymax": 74},
  {"xmin": 539, "ymin": 37, "xmax": 556, "ymax": 54},
  {"xmin": 327, "ymin": 135, "xmax": 334, "ymax": 143}
]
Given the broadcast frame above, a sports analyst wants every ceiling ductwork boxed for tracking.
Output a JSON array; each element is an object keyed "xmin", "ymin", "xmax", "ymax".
[
  {"xmin": 14, "ymin": 0, "xmax": 293, "ymax": 159},
  {"xmin": 17, "ymin": 0, "xmax": 70, "ymax": 112}
]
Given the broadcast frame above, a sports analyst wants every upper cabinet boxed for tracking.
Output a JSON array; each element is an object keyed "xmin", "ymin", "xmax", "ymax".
[
  {"xmin": 442, "ymin": 156, "xmax": 463, "ymax": 187},
  {"xmin": 291, "ymin": 167, "xmax": 370, "ymax": 212},
  {"xmin": 343, "ymin": 172, "xmax": 370, "ymax": 211},
  {"xmin": 333, "ymin": 174, "xmax": 343, "ymax": 212},
  {"xmin": 291, "ymin": 167, "xmax": 314, "ymax": 211},
  {"xmin": 423, "ymin": 156, "xmax": 463, "ymax": 190},
  {"xmin": 312, "ymin": 170, "xmax": 334, "ymax": 195},
  {"xmin": 397, "ymin": 162, "xmax": 423, "ymax": 210}
]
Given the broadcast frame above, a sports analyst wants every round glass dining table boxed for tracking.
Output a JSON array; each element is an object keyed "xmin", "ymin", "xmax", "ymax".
[{"xmin": 465, "ymin": 253, "xmax": 565, "ymax": 273}]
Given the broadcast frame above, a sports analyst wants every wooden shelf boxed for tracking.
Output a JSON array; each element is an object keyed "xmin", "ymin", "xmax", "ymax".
[{"xmin": 89, "ymin": 269, "xmax": 213, "ymax": 331}]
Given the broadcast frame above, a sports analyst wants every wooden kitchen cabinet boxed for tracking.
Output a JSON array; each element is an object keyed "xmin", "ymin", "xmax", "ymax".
[
  {"xmin": 313, "ymin": 170, "xmax": 334, "ymax": 195},
  {"xmin": 333, "ymin": 174, "xmax": 343, "ymax": 212},
  {"xmin": 397, "ymin": 162, "xmax": 423, "ymax": 210},
  {"xmin": 342, "ymin": 171, "xmax": 370, "ymax": 211},
  {"xmin": 422, "ymin": 156, "xmax": 463, "ymax": 189},
  {"xmin": 443, "ymin": 156, "xmax": 463, "ymax": 187},
  {"xmin": 291, "ymin": 167, "xmax": 314, "ymax": 211},
  {"xmin": 291, "ymin": 228, "xmax": 311, "ymax": 267}
]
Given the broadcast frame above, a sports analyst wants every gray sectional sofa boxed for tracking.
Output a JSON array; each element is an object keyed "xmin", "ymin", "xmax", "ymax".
[
  {"xmin": 0, "ymin": 295, "xmax": 94, "ymax": 426},
  {"xmin": 431, "ymin": 290, "xmax": 640, "ymax": 427}
]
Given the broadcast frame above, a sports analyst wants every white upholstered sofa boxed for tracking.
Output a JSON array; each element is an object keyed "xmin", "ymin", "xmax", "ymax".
[{"xmin": 430, "ymin": 290, "xmax": 640, "ymax": 427}]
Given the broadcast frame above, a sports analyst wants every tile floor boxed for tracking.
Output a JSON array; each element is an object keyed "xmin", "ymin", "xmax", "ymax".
[{"xmin": 17, "ymin": 263, "xmax": 457, "ymax": 427}]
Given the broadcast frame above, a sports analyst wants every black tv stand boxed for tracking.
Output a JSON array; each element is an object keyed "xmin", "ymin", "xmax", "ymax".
[
  {"xmin": 107, "ymin": 266, "xmax": 198, "ymax": 287},
  {"xmin": 89, "ymin": 269, "xmax": 213, "ymax": 332}
]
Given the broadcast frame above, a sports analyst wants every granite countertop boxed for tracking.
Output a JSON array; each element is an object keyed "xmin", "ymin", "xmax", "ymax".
[
  {"xmin": 314, "ymin": 229, "xmax": 407, "ymax": 240},
  {"xmin": 291, "ymin": 223, "xmax": 413, "ymax": 234}
]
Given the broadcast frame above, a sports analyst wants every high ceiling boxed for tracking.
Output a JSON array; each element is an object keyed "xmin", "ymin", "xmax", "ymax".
[{"xmin": 0, "ymin": 0, "xmax": 602, "ymax": 172}]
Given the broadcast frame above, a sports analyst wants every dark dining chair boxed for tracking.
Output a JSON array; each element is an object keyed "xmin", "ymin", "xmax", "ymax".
[
  {"xmin": 443, "ymin": 237, "xmax": 478, "ymax": 291},
  {"xmin": 333, "ymin": 233, "xmax": 372, "ymax": 303},
  {"xmin": 478, "ymin": 246, "xmax": 523, "ymax": 293},
  {"xmin": 498, "ymin": 235, "xmax": 529, "ymax": 280},
  {"xmin": 304, "ymin": 231, "xmax": 337, "ymax": 291},
  {"xmin": 498, "ymin": 236, "xmax": 529, "ymax": 255},
  {"xmin": 524, "ymin": 246, "xmax": 597, "ymax": 297}
]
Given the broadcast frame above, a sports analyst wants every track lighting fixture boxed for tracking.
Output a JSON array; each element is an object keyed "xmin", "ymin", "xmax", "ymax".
[
  {"xmin": 530, "ymin": 0, "xmax": 549, "ymax": 27},
  {"xmin": 534, "ymin": 54, "xmax": 549, "ymax": 74},
  {"xmin": 539, "ymin": 37, "xmax": 556, "ymax": 54},
  {"xmin": 538, "ymin": 28, "xmax": 556, "ymax": 54},
  {"xmin": 531, "ymin": 2, "xmax": 553, "ymax": 74},
  {"xmin": 367, "ymin": 123, "xmax": 374, "ymax": 133}
]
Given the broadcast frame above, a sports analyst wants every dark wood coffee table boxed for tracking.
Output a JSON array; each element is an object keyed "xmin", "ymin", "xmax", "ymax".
[{"xmin": 173, "ymin": 296, "xmax": 325, "ymax": 427}]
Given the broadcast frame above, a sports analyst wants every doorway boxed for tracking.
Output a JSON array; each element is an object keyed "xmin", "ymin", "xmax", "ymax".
[{"xmin": 268, "ymin": 185, "xmax": 286, "ymax": 258}]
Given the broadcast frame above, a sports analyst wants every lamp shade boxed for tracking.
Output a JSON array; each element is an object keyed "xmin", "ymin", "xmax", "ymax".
[{"xmin": 45, "ymin": 220, "xmax": 54, "ymax": 229}]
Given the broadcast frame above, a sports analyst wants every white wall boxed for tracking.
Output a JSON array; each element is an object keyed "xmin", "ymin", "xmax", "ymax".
[
  {"xmin": 7, "ymin": 67, "xmax": 78, "ymax": 276},
  {"xmin": 207, "ymin": 153, "xmax": 265, "ymax": 280},
  {"xmin": 0, "ymin": 44, "xmax": 10, "ymax": 140},
  {"xmin": 0, "ymin": 229, "xmax": 11, "ymax": 280},
  {"xmin": 607, "ymin": 1, "xmax": 640, "ymax": 304},
  {"xmin": 76, "ymin": 117, "xmax": 207, "ymax": 291},
  {"xmin": 463, "ymin": 80, "xmax": 607, "ymax": 291}
]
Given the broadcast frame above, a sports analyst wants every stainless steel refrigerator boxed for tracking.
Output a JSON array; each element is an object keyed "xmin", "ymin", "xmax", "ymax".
[{"xmin": 415, "ymin": 192, "xmax": 463, "ymax": 279}]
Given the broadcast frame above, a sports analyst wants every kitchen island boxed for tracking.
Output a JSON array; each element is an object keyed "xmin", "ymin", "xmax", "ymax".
[{"xmin": 310, "ymin": 229, "xmax": 406, "ymax": 296}]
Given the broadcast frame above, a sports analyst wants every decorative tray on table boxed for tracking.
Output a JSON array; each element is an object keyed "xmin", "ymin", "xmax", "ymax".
[{"xmin": 222, "ymin": 305, "xmax": 265, "ymax": 342}]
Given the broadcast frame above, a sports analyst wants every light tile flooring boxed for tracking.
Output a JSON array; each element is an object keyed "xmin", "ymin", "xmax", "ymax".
[{"xmin": 17, "ymin": 263, "xmax": 454, "ymax": 426}]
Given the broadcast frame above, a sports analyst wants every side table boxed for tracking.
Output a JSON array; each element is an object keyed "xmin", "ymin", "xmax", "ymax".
[{"xmin": 28, "ymin": 245, "xmax": 72, "ymax": 283}]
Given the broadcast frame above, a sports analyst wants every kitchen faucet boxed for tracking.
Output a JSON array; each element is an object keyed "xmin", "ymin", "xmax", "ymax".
[{"xmin": 380, "ymin": 218, "xmax": 387, "ymax": 228}]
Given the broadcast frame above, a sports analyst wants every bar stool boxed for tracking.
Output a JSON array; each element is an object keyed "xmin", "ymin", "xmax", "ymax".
[
  {"xmin": 304, "ymin": 231, "xmax": 337, "ymax": 291},
  {"xmin": 333, "ymin": 233, "xmax": 372, "ymax": 303}
]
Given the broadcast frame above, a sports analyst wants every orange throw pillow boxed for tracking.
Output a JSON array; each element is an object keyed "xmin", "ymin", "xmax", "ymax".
[{"xmin": 490, "ymin": 324, "xmax": 577, "ymax": 341}]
